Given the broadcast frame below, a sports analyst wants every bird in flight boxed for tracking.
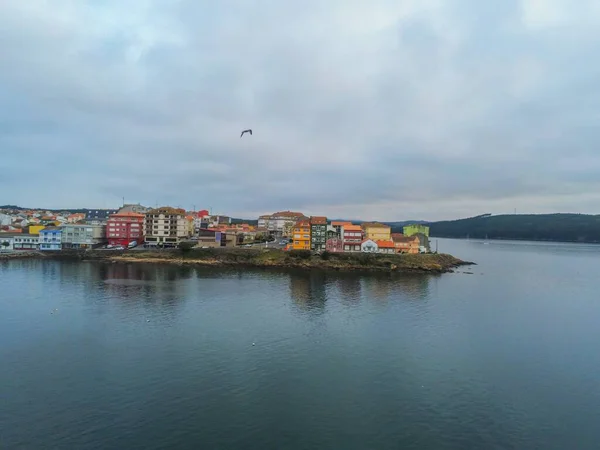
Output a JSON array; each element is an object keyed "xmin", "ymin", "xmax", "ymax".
[{"xmin": 240, "ymin": 129, "xmax": 252, "ymax": 138}]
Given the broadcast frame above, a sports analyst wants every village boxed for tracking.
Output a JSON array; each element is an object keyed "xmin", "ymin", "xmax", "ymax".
[{"xmin": 0, "ymin": 206, "xmax": 430, "ymax": 255}]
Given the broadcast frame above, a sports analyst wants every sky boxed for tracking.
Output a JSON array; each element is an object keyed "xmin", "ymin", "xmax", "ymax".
[{"xmin": 1, "ymin": 0, "xmax": 600, "ymax": 221}]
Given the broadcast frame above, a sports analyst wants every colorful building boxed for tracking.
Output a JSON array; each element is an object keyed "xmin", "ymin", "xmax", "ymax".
[
  {"xmin": 342, "ymin": 224, "xmax": 363, "ymax": 252},
  {"xmin": 39, "ymin": 228, "xmax": 62, "ymax": 251},
  {"xmin": 309, "ymin": 216, "xmax": 327, "ymax": 251},
  {"xmin": 391, "ymin": 233, "xmax": 420, "ymax": 254},
  {"xmin": 362, "ymin": 222, "xmax": 391, "ymax": 241},
  {"xmin": 331, "ymin": 221, "xmax": 351, "ymax": 237},
  {"xmin": 403, "ymin": 224, "xmax": 430, "ymax": 237},
  {"xmin": 376, "ymin": 240, "xmax": 396, "ymax": 254},
  {"xmin": 107, "ymin": 212, "xmax": 145, "ymax": 247},
  {"xmin": 26, "ymin": 225, "xmax": 45, "ymax": 235},
  {"xmin": 325, "ymin": 238, "xmax": 343, "ymax": 253},
  {"xmin": 291, "ymin": 220, "xmax": 311, "ymax": 250}
]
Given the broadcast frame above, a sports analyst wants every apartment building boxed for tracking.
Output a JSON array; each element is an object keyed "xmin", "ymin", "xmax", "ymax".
[
  {"xmin": 144, "ymin": 207, "xmax": 188, "ymax": 248},
  {"xmin": 61, "ymin": 224, "xmax": 107, "ymax": 249},
  {"xmin": 107, "ymin": 212, "xmax": 145, "ymax": 247},
  {"xmin": 291, "ymin": 220, "xmax": 311, "ymax": 250},
  {"xmin": 309, "ymin": 216, "xmax": 327, "ymax": 251}
]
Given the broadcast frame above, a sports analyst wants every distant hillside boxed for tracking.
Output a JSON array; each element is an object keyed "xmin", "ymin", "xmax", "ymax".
[{"xmin": 427, "ymin": 214, "xmax": 600, "ymax": 243}]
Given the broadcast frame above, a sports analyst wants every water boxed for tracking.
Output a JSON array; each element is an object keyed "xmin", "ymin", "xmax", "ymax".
[{"xmin": 1, "ymin": 239, "xmax": 600, "ymax": 449}]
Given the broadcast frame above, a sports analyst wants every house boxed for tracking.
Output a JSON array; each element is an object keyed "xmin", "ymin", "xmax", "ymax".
[
  {"xmin": 261, "ymin": 211, "xmax": 308, "ymax": 237},
  {"xmin": 106, "ymin": 212, "xmax": 145, "ymax": 247},
  {"xmin": 117, "ymin": 204, "xmax": 150, "ymax": 215},
  {"xmin": 291, "ymin": 220, "xmax": 311, "ymax": 250},
  {"xmin": 13, "ymin": 234, "xmax": 39, "ymax": 251},
  {"xmin": 331, "ymin": 221, "xmax": 351, "ymax": 237},
  {"xmin": 342, "ymin": 224, "xmax": 363, "ymax": 252},
  {"xmin": 0, "ymin": 213, "xmax": 12, "ymax": 226},
  {"xmin": 403, "ymin": 224, "xmax": 430, "ymax": 237},
  {"xmin": 309, "ymin": 216, "xmax": 327, "ymax": 251},
  {"xmin": 361, "ymin": 239, "xmax": 379, "ymax": 253},
  {"xmin": 325, "ymin": 237, "xmax": 343, "ymax": 253},
  {"xmin": 391, "ymin": 233, "xmax": 420, "ymax": 254},
  {"xmin": 61, "ymin": 224, "xmax": 107, "ymax": 249},
  {"xmin": 144, "ymin": 206, "xmax": 188, "ymax": 248},
  {"xmin": 85, "ymin": 209, "xmax": 118, "ymax": 224},
  {"xmin": 376, "ymin": 240, "xmax": 396, "ymax": 254},
  {"xmin": 39, "ymin": 228, "xmax": 62, "ymax": 251},
  {"xmin": 26, "ymin": 225, "xmax": 45, "ymax": 235},
  {"xmin": 362, "ymin": 222, "xmax": 391, "ymax": 241},
  {"xmin": 67, "ymin": 213, "xmax": 86, "ymax": 223}
]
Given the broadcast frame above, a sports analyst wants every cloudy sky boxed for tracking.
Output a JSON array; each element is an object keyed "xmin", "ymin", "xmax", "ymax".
[{"xmin": 1, "ymin": 0, "xmax": 600, "ymax": 220}]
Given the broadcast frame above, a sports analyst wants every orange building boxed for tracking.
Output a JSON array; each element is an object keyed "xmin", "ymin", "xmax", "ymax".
[
  {"xmin": 391, "ymin": 233, "xmax": 420, "ymax": 254},
  {"xmin": 376, "ymin": 240, "xmax": 396, "ymax": 254},
  {"xmin": 291, "ymin": 220, "xmax": 311, "ymax": 250}
]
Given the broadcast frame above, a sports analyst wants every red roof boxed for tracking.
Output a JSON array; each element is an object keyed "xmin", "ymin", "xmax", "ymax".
[
  {"xmin": 376, "ymin": 240, "xmax": 395, "ymax": 249},
  {"xmin": 310, "ymin": 216, "xmax": 327, "ymax": 225},
  {"xmin": 343, "ymin": 224, "xmax": 362, "ymax": 232},
  {"xmin": 331, "ymin": 221, "xmax": 352, "ymax": 226}
]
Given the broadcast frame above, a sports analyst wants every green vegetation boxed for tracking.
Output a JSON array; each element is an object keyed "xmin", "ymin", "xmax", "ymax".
[{"xmin": 418, "ymin": 214, "xmax": 600, "ymax": 243}]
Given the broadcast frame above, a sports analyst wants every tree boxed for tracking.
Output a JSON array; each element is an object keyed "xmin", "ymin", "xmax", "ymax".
[{"xmin": 1, "ymin": 240, "xmax": 9, "ymax": 250}]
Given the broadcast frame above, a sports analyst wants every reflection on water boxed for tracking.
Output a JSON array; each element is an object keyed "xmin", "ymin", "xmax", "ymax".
[{"xmin": 4, "ymin": 242, "xmax": 600, "ymax": 450}]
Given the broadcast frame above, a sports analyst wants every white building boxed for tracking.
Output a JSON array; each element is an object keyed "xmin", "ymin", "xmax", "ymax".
[
  {"xmin": 361, "ymin": 239, "xmax": 378, "ymax": 253},
  {"xmin": 144, "ymin": 206, "xmax": 189, "ymax": 247},
  {"xmin": 259, "ymin": 211, "xmax": 308, "ymax": 237},
  {"xmin": 0, "ymin": 213, "xmax": 12, "ymax": 226}
]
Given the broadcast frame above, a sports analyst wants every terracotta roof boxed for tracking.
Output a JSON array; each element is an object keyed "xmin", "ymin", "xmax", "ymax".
[
  {"xmin": 295, "ymin": 219, "xmax": 310, "ymax": 227},
  {"xmin": 392, "ymin": 235, "xmax": 419, "ymax": 243},
  {"xmin": 343, "ymin": 224, "xmax": 362, "ymax": 232},
  {"xmin": 361, "ymin": 238, "xmax": 377, "ymax": 244},
  {"xmin": 376, "ymin": 240, "xmax": 395, "ymax": 248},
  {"xmin": 331, "ymin": 221, "xmax": 352, "ymax": 226},
  {"xmin": 310, "ymin": 216, "xmax": 327, "ymax": 224},
  {"xmin": 391, "ymin": 233, "xmax": 404, "ymax": 239}
]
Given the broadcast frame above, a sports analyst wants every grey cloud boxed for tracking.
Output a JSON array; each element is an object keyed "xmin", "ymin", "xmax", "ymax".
[{"xmin": 1, "ymin": 0, "xmax": 600, "ymax": 220}]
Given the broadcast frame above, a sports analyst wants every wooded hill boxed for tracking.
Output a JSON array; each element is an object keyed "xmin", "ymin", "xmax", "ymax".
[{"xmin": 424, "ymin": 214, "xmax": 600, "ymax": 243}]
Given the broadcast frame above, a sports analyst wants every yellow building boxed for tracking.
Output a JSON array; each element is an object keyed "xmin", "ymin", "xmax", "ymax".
[
  {"xmin": 291, "ymin": 220, "xmax": 311, "ymax": 250},
  {"xmin": 27, "ymin": 225, "xmax": 46, "ymax": 235},
  {"xmin": 361, "ymin": 222, "xmax": 391, "ymax": 241}
]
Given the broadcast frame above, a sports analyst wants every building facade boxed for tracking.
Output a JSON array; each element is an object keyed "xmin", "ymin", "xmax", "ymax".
[
  {"xmin": 361, "ymin": 239, "xmax": 378, "ymax": 253},
  {"xmin": 107, "ymin": 212, "xmax": 145, "ymax": 247},
  {"xmin": 144, "ymin": 207, "xmax": 188, "ymax": 248},
  {"xmin": 261, "ymin": 211, "xmax": 308, "ymax": 237},
  {"xmin": 309, "ymin": 216, "xmax": 327, "ymax": 251},
  {"xmin": 342, "ymin": 224, "xmax": 363, "ymax": 252},
  {"xmin": 391, "ymin": 234, "xmax": 420, "ymax": 254},
  {"xmin": 403, "ymin": 224, "xmax": 430, "ymax": 237},
  {"xmin": 291, "ymin": 220, "xmax": 311, "ymax": 250},
  {"xmin": 325, "ymin": 237, "xmax": 344, "ymax": 253},
  {"xmin": 61, "ymin": 224, "xmax": 107, "ymax": 249},
  {"xmin": 376, "ymin": 240, "xmax": 396, "ymax": 254},
  {"xmin": 362, "ymin": 222, "xmax": 392, "ymax": 241},
  {"xmin": 39, "ymin": 228, "xmax": 62, "ymax": 250},
  {"xmin": 85, "ymin": 209, "xmax": 118, "ymax": 224}
]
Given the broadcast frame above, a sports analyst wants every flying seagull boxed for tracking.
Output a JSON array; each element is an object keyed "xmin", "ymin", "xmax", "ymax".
[{"xmin": 240, "ymin": 129, "xmax": 252, "ymax": 138}]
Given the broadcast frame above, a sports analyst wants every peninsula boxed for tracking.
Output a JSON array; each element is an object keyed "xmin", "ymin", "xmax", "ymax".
[{"xmin": 1, "ymin": 248, "xmax": 472, "ymax": 274}]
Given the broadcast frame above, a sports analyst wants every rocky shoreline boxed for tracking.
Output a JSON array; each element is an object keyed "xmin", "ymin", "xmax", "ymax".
[{"xmin": 1, "ymin": 248, "xmax": 474, "ymax": 274}]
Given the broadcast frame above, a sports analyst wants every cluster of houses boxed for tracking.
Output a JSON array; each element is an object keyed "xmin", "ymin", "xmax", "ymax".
[
  {"xmin": 259, "ymin": 211, "xmax": 430, "ymax": 254},
  {"xmin": 0, "ymin": 206, "xmax": 430, "ymax": 254}
]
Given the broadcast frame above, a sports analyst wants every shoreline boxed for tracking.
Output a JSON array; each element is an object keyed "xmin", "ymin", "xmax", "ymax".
[{"xmin": 1, "ymin": 248, "xmax": 474, "ymax": 274}]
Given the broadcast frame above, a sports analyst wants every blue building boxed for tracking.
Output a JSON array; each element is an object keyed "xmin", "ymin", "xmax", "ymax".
[{"xmin": 39, "ymin": 227, "xmax": 62, "ymax": 251}]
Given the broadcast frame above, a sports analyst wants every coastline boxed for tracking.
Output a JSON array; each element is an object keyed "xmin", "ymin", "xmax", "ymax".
[{"xmin": 1, "ymin": 248, "xmax": 474, "ymax": 274}]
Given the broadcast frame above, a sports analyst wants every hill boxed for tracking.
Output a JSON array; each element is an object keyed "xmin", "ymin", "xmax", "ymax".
[{"xmin": 426, "ymin": 214, "xmax": 600, "ymax": 243}]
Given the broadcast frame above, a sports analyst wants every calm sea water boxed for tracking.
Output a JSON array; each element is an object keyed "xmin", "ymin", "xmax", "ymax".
[{"xmin": 2, "ymin": 239, "xmax": 600, "ymax": 449}]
